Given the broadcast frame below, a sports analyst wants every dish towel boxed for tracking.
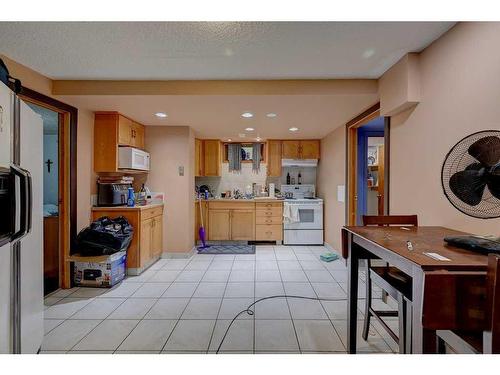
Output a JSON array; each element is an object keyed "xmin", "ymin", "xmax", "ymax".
[{"xmin": 283, "ymin": 204, "xmax": 300, "ymax": 223}]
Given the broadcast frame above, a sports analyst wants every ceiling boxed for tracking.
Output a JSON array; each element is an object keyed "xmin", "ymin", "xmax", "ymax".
[
  {"xmin": 0, "ymin": 22, "xmax": 454, "ymax": 80},
  {"xmin": 58, "ymin": 94, "xmax": 379, "ymax": 139}
]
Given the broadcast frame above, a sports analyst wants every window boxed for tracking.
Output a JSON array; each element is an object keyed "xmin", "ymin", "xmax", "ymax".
[{"xmin": 223, "ymin": 143, "xmax": 266, "ymax": 163}]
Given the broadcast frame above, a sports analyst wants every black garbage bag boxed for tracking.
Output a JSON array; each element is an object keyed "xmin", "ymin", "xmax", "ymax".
[{"xmin": 76, "ymin": 216, "xmax": 134, "ymax": 256}]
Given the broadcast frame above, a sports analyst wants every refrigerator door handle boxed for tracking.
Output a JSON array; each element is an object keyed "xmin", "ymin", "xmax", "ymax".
[{"xmin": 10, "ymin": 164, "xmax": 32, "ymax": 242}]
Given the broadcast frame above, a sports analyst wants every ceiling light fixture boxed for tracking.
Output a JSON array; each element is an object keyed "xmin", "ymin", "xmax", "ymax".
[
  {"xmin": 155, "ymin": 112, "xmax": 168, "ymax": 118},
  {"xmin": 266, "ymin": 113, "xmax": 277, "ymax": 118},
  {"xmin": 256, "ymin": 137, "xmax": 262, "ymax": 142},
  {"xmin": 289, "ymin": 127, "xmax": 299, "ymax": 132},
  {"xmin": 241, "ymin": 112, "xmax": 254, "ymax": 118},
  {"xmin": 228, "ymin": 138, "xmax": 232, "ymax": 142},
  {"xmin": 245, "ymin": 127, "xmax": 255, "ymax": 132}
]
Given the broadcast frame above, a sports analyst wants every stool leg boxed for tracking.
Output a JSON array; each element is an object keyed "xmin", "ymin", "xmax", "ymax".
[
  {"xmin": 397, "ymin": 293, "xmax": 407, "ymax": 353},
  {"xmin": 437, "ymin": 337, "xmax": 446, "ymax": 354},
  {"xmin": 362, "ymin": 261, "xmax": 372, "ymax": 341},
  {"xmin": 405, "ymin": 298, "xmax": 412, "ymax": 354}
]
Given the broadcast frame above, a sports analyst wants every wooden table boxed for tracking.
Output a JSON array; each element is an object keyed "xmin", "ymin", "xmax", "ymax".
[{"xmin": 342, "ymin": 226, "xmax": 488, "ymax": 354}]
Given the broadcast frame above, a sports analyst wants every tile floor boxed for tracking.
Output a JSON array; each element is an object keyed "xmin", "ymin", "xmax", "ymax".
[{"xmin": 41, "ymin": 245, "xmax": 398, "ymax": 354}]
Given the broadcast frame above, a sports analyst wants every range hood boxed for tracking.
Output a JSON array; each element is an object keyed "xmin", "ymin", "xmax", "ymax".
[{"xmin": 282, "ymin": 159, "xmax": 318, "ymax": 167}]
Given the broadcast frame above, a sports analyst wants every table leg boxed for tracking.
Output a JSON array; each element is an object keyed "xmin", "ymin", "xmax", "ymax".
[
  {"xmin": 411, "ymin": 267, "xmax": 437, "ymax": 353},
  {"xmin": 347, "ymin": 231, "xmax": 359, "ymax": 354}
]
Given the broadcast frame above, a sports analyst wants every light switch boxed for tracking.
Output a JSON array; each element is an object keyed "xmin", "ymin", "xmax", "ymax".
[
  {"xmin": 178, "ymin": 166, "xmax": 184, "ymax": 176},
  {"xmin": 337, "ymin": 185, "xmax": 345, "ymax": 203}
]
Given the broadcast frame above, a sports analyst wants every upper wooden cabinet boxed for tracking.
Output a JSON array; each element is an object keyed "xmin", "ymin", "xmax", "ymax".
[
  {"xmin": 94, "ymin": 112, "xmax": 146, "ymax": 173},
  {"xmin": 197, "ymin": 139, "xmax": 221, "ymax": 177},
  {"xmin": 195, "ymin": 138, "xmax": 203, "ymax": 177},
  {"xmin": 266, "ymin": 140, "xmax": 282, "ymax": 177},
  {"xmin": 282, "ymin": 140, "xmax": 320, "ymax": 159}
]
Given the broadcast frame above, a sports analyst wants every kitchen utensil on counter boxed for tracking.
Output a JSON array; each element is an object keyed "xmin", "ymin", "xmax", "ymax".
[
  {"xmin": 197, "ymin": 198, "xmax": 210, "ymax": 250},
  {"xmin": 269, "ymin": 183, "xmax": 275, "ymax": 198}
]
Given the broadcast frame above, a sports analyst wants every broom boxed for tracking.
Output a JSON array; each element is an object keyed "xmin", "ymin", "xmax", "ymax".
[{"xmin": 197, "ymin": 197, "xmax": 210, "ymax": 251}]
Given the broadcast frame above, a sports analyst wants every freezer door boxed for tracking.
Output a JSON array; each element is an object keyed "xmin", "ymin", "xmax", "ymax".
[
  {"xmin": 18, "ymin": 100, "xmax": 43, "ymax": 353},
  {"xmin": 0, "ymin": 82, "xmax": 12, "ymax": 167}
]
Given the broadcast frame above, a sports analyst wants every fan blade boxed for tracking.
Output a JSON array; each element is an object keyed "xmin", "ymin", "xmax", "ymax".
[
  {"xmin": 465, "ymin": 162, "xmax": 482, "ymax": 171},
  {"xmin": 468, "ymin": 136, "xmax": 500, "ymax": 166},
  {"xmin": 449, "ymin": 170, "xmax": 487, "ymax": 206},
  {"xmin": 487, "ymin": 166, "xmax": 500, "ymax": 199}
]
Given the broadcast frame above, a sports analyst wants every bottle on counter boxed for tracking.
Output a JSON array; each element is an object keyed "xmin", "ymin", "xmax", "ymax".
[
  {"xmin": 298, "ymin": 171, "xmax": 302, "ymax": 185},
  {"xmin": 286, "ymin": 172, "xmax": 291, "ymax": 185},
  {"xmin": 127, "ymin": 187, "xmax": 135, "ymax": 207}
]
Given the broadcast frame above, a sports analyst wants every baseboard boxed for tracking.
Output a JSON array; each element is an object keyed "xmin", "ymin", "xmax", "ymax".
[{"xmin": 162, "ymin": 247, "xmax": 196, "ymax": 259}]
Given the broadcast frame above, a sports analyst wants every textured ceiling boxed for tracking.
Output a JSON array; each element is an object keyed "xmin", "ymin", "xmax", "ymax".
[
  {"xmin": 0, "ymin": 22, "xmax": 454, "ymax": 80},
  {"xmin": 57, "ymin": 94, "xmax": 379, "ymax": 139}
]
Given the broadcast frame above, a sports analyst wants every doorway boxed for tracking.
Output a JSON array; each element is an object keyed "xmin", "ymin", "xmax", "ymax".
[
  {"xmin": 27, "ymin": 103, "xmax": 61, "ymax": 295},
  {"xmin": 345, "ymin": 103, "xmax": 390, "ymax": 226}
]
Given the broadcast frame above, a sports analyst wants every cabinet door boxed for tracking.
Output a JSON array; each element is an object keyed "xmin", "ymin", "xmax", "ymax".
[
  {"xmin": 140, "ymin": 218, "xmax": 153, "ymax": 267},
  {"xmin": 118, "ymin": 115, "xmax": 132, "ymax": 146},
  {"xmin": 266, "ymin": 140, "xmax": 282, "ymax": 177},
  {"xmin": 203, "ymin": 140, "xmax": 221, "ymax": 176},
  {"xmin": 151, "ymin": 216, "xmax": 163, "ymax": 257},
  {"xmin": 131, "ymin": 122, "xmax": 145, "ymax": 149},
  {"xmin": 208, "ymin": 209, "xmax": 230, "ymax": 240},
  {"xmin": 282, "ymin": 140, "xmax": 300, "ymax": 159},
  {"xmin": 195, "ymin": 139, "xmax": 203, "ymax": 176},
  {"xmin": 230, "ymin": 210, "xmax": 255, "ymax": 240},
  {"xmin": 300, "ymin": 140, "xmax": 320, "ymax": 159}
]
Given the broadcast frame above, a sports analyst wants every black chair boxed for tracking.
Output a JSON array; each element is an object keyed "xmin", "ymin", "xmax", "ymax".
[{"xmin": 361, "ymin": 215, "xmax": 417, "ymax": 353}]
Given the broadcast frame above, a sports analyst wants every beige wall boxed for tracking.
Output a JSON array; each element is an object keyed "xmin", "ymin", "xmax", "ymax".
[
  {"xmin": 145, "ymin": 126, "xmax": 195, "ymax": 253},
  {"xmin": 317, "ymin": 125, "xmax": 346, "ymax": 251},
  {"xmin": 1, "ymin": 55, "xmax": 94, "ymax": 232},
  {"xmin": 388, "ymin": 22, "xmax": 500, "ymax": 234},
  {"xmin": 319, "ymin": 22, "xmax": 500, "ymax": 252}
]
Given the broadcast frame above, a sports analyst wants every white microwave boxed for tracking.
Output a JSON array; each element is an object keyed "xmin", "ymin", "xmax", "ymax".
[{"xmin": 118, "ymin": 147, "xmax": 150, "ymax": 171}]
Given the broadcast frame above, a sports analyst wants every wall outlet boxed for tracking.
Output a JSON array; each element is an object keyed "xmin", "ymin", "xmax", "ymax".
[{"xmin": 178, "ymin": 166, "xmax": 184, "ymax": 176}]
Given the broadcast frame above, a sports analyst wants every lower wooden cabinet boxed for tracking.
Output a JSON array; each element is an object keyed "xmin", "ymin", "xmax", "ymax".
[
  {"xmin": 208, "ymin": 209, "xmax": 231, "ymax": 240},
  {"xmin": 255, "ymin": 202, "xmax": 283, "ymax": 241},
  {"xmin": 231, "ymin": 209, "xmax": 255, "ymax": 240},
  {"xmin": 91, "ymin": 204, "xmax": 164, "ymax": 273}
]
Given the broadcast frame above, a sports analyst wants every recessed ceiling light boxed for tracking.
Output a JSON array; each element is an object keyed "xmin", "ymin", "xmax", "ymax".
[
  {"xmin": 227, "ymin": 138, "xmax": 232, "ymax": 142},
  {"xmin": 245, "ymin": 127, "xmax": 255, "ymax": 132},
  {"xmin": 241, "ymin": 112, "xmax": 254, "ymax": 118},
  {"xmin": 289, "ymin": 127, "xmax": 299, "ymax": 132},
  {"xmin": 362, "ymin": 48, "xmax": 375, "ymax": 59},
  {"xmin": 266, "ymin": 113, "xmax": 277, "ymax": 118},
  {"xmin": 155, "ymin": 112, "xmax": 168, "ymax": 118},
  {"xmin": 256, "ymin": 137, "xmax": 262, "ymax": 142}
]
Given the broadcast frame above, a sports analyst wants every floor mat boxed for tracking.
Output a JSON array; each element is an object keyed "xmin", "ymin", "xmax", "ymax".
[{"xmin": 197, "ymin": 244, "xmax": 256, "ymax": 254}]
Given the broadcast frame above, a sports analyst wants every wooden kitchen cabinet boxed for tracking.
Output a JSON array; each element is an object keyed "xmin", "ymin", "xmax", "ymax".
[
  {"xmin": 266, "ymin": 140, "xmax": 282, "ymax": 177},
  {"xmin": 207, "ymin": 202, "xmax": 256, "ymax": 241},
  {"xmin": 231, "ymin": 209, "xmax": 255, "ymax": 240},
  {"xmin": 281, "ymin": 140, "xmax": 320, "ymax": 160},
  {"xmin": 203, "ymin": 139, "xmax": 222, "ymax": 176},
  {"xmin": 94, "ymin": 112, "xmax": 147, "ymax": 173},
  {"xmin": 91, "ymin": 204, "xmax": 164, "ymax": 274},
  {"xmin": 255, "ymin": 202, "xmax": 283, "ymax": 241},
  {"xmin": 195, "ymin": 138, "xmax": 203, "ymax": 177},
  {"xmin": 208, "ymin": 209, "xmax": 231, "ymax": 240}
]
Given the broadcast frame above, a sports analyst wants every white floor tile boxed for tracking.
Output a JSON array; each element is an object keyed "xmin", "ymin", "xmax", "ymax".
[
  {"xmin": 254, "ymin": 297, "xmax": 291, "ymax": 320},
  {"xmin": 228, "ymin": 269, "xmax": 254, "ymax": 282},
  {"xmin": 304, "ymin": 270, "xmax": 335, "ymax": 282},
  {"xmin": 209, "ymin": 320, "xmax": 254, "ymax": 352},
  {"xmin": 280, "ymin": 269, "xmax": 308, "ymax": 282},
  {"xmin": 98, "ymin": 282, "xmax": 142, "ymax": 298},
  {"xmin": 277, "ymin": 260, "xmax": 302, "ymax": 270},
  {"xmin": 68, "ymin": 350, "xmax": 114, "ymax": 354},
  {"xmin": 295, "ymin": 253, "xmax": 317, "ymax": 261},
  {"xmin": 161, "ymin": 259, "xmax": 190, "ymax": 270},
  {"xmin": 193, "ymin": 282, "xmax": 226, "ymax": 298},
  {"xmin": 208, "ymin": 261, "xmax": 234, "ymax": 270},
  {"xmin": 123, "ymin": 269, "xmax": 157, "ymax": 283},
  {"xmin": 41, "ymin": 320, "xmax": 101, "ymax": 351},
  {"xmin": 332, "ymin": 319, "xmax": 392, "ymax": 353},
  {"xmin": 49, "ymin": 288, "xmax": 79, "ymax": 298},
  {"xmin": 118, "ymin": 320, "xmax": 177, "ymax": 351},
  {"xmin": 299, "ymin": 260, "xmax": 326, "ymax": 271},
  {"xmin": 175, "ymin": 270, "xmax": 205, "ymax": 282},
  {"xmin": 184, "ymin": 260, "xmax": 212, "ymax": 271},
  {"xmin": 255, "ymin": 270, "xmax": 281, "ymax": 282},
  {"xmin": 294, "ymin": 320, "xmax": 345, "ymax": 352},
  {"xmin": 44, "ymin": 298, "xmax": 94, "ymax": 319},
  {"xmin": 321, "ymin": 300, "xmax": 362, "ymax": 321},
  {"xmin": 287, "ymin": 298, "xmax": 328, "ymax": 319},
  {"xmin": 131, "ymin": 283, "xmax": 171, "ymax": 298},
  {"xmin": 255, "ymin": 260, "xmax": 279, "ymax": 270},
  {"xmin": 274, "ymin": 252, "xmax": 297, "ymax": 261},
  {"xmin": 255, "ymin": 282, "xmax": 285, "ymax": 298},
  {"xmin": 69, "ymin": 288, "xmax": 108, "ymax": 298},
  {"xmin": 107, "ymin": 298, "xmax": 157, "ymax": 319},
  {"xmin": 147, "ymin": 270, "xmax": 181, "ymax": 283},
  {"xmin": 163, "ymin": 320, "xmax": 215, "ymax": 352},
  {"xmin": 217, "ymin": 298, "xmax": 254, "ymax": 320},
  {"xmin": 114, "ymin": 350, "xmax": 160, "ymax": 354},
  {"xmin": 161, "ymin": 283, "xmax": 198, "ymax": 298},
  {"xmin": 73, "ymin": 319, "xmax": 139, "ymax": 351},
  {"xmin": 181, "ymin": 298, "xmax": 222, "ymax": 319},
  {"xmin": 232, "ymin": 261, "xmax": 255, "ymax": 270},
  {"xmin": 144, "ymin": 298, "xmax": 190, "ymax": 319},
  {"xmin": 70, "ymin": 298, "xmax": 125, "ymax": 320},
  {"xmin": 224, "ymin": 282, "xmax": 254, "ymax": 298},
  {"xmin": 44, "ymin": 297, "xmax": 63, "ymax": 308},
  {"xmin": 311, "ymin": 282, "xmax": 346, "ymax": 299},
  {"xmin": 44, "ymin": 319, "xmax": 64, "ymax": 334},
  {"xmin": 283, "ymin": 282, "xmax": 316, "ymax": 298},
  {"xmin": 255, "ymin": 320, "xmax": 299, "ymax": 352},
  {"xmin": 202, "ymin": 270, "xmax": 230, "ymax": 282},
  {"xmin": 255, "ymin": 253, "xmax": 276, "ymax": 261},
  {"xmin": 329, "ymin": 269, "xmax": 348, "ymax": 283}
]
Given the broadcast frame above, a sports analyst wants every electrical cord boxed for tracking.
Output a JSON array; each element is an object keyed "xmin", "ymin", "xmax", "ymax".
[{"xmin": 216, "ymin": 294, "xmax": 347, "ymax": 354}]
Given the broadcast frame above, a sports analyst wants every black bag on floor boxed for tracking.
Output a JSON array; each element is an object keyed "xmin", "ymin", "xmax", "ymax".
[{"xmin": 76, "ymin": 216, "xmax": 134, "ymax": 256}]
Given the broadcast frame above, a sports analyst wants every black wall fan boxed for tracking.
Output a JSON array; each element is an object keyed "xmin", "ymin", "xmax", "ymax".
[{"xmin": 441, "ymin": 130, "xmax": 500, "ymax": 219}]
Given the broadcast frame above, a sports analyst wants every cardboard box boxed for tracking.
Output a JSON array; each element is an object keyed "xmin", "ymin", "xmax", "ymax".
[{"xmin": 73, "ymin": 251, "xmax": 126, "ymax": 288}]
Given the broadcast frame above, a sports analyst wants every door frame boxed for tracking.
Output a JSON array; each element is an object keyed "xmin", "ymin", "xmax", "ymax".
[
  {"xmin": 19, "ymin": 86, "xmax": 77, "ymax": 289},
  {"xmin": 345, "ymin": 103, "xmax": 391, "ymax": 226}
]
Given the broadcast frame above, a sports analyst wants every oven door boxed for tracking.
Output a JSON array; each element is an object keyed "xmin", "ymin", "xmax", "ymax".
[{"xmin": 283, "ymin": 202, "xmax": 323, "ymax": 230}]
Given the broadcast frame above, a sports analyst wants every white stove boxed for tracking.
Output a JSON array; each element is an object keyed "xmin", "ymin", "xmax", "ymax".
[{"xmin": 282, "ymin": 185, "xmax": 324, "ymax": 245}]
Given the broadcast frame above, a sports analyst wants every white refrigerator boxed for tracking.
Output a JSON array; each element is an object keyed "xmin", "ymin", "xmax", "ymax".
[{"xmin": 0, "ymin": 80, "xmax": 44, "ymax": 353}]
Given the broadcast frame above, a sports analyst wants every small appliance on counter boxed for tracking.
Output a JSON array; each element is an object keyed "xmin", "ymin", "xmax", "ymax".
[
  {"xmin": 97, "ymin": 183, "xmax": 132, "ymax": 207},
  {"xmin": 118, "ymin": 146, "xmax": 150, "ymax": 171}
]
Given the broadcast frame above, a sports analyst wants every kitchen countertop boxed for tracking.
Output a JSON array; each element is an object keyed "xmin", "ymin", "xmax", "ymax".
[
  {"xmin": 92, "ymin": 203, "xmax": 164, "ymax": 211},
  {"xmin": 195, "ymin": 198, "xmax": 284, "ymax": 203}
]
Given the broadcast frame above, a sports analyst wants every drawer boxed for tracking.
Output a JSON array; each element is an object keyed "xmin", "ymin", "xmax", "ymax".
[
  {"xmin": 209, "ymin": 201, "xmax": 255, "ymax": 210},
  {"xmin": 256, "ymin": 224, "xmax": 283, "ymax": 241},
  {"xmin": 256, "ymin": 207, "xmax": 282, "ymax": 217},
  {"xmin": 141, "ymin": 206, "xmax": 163, "ymax": 220},
  {"xmin": 256, "ymin": 216, "xmax": 283, "ymax": 225},
  {"xmin": 256, "ymin": 202, "xmax": 283, "ymax": 209}
]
